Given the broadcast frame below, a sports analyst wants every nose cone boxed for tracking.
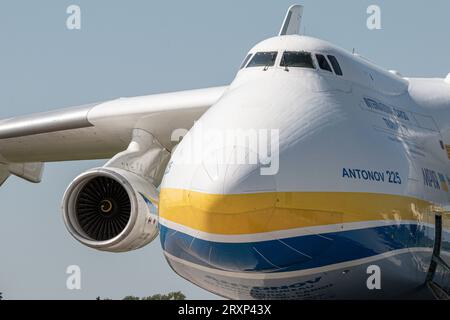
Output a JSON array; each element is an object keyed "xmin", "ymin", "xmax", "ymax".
[
  {"xmin": 158, "ymin": 82, "xmax": 328, "ymax": 273},
  {"xmin": 157, "ymin": 104, "xmax": 330, "ymax": 274},
  {"xmin": 158, "ymin": 99, "xmax": 290, "ymax": 271}
]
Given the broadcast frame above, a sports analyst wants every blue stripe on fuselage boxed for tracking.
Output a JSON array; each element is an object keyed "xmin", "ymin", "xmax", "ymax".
[{"xmin": 160, "ymin": 224, "xmax": 440, "ymax": 273}]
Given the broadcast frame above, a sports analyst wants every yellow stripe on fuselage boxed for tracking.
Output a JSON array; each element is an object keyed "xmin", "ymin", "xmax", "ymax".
[{"xmin": 159, "ymin": 188, "xmax": 436, "ymax": 235}]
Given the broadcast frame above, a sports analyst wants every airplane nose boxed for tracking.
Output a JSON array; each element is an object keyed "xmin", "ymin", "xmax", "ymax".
[
  {"xmin": 158, "ymin": 86, "xmax": 327, "ymax": 272},
  {"xmin": 158, "ymin": 135, "xmax": 323, "ymax": 273}
]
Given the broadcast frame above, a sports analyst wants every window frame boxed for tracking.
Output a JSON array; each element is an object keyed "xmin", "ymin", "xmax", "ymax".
[
  {"xmin": 239, "ymin": 53, "xmax": 253, "ymax": 70},
  {"xmin": 246, "ymin": 51, "xmax": 279, "ymax": 69},
  {"xmin": 327, "ymin": 55, "xmax": 343, "ymax": 76},
  {"xmin": 279, "ymin": 51, "xmax": 316, "ymax": 69},
  {"xmin": 315, "ymin": 53, "xmax": 333, "ymax": 73}
]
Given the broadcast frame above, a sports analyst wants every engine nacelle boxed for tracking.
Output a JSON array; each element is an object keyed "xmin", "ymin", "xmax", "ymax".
[{"xmin": 62, "ymin": 167, "xmax": 159, "ymax": 252}]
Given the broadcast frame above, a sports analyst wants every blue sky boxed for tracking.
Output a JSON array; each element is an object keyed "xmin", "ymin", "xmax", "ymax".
[{"xmin": 0, "ymin": 0, "xmax": 449, "ymax": 299}]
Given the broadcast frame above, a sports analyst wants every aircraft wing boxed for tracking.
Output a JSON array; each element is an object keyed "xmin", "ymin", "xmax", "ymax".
[{"xmin": 0, "ymin": 85, "xmax": 228, "ymax": 184}]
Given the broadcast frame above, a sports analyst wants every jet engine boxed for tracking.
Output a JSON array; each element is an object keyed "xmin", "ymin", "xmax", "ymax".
[{"xmin": 62, "ymin": 167, "xmax": 159, "ymax": 252}]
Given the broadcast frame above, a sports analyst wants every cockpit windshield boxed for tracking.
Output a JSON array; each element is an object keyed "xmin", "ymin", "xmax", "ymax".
[
  {"xmin": 246, "ymin": 52, "xmax": 278, "ymax": 68},
  {"xmin": 280, "ymin": 51, "xmax": 315, "ymax": 69}
]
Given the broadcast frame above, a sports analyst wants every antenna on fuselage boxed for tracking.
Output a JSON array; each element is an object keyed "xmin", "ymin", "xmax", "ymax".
[{"xmin": 279, "ymin": 4, "xmax": 304, "ymax": 36}]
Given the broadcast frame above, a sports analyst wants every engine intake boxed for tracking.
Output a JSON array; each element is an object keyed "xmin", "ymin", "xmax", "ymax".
[
  {"xmin": 76, "ymin": 176, "xmax": 131, "ymax": 241},
  {"xmin": 62, "ymin": 167, "xmax": 159, "ymax": 252}
]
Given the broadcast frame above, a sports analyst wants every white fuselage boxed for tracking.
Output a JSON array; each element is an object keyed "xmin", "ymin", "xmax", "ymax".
[{"xmin": 158, "ymin": 35, "xmax": 450, "ymax": 299}]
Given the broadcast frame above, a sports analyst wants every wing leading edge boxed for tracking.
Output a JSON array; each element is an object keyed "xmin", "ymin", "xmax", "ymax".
[{"xmin": 0, "ymin": 86, "xmax": 228, "ymax": 165}]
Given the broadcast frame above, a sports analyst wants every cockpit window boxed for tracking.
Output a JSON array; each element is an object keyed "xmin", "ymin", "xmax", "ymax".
[
  {"xmin": 316, "ymin": 54, "xmax": 332, "ymax": 72},
  {"xmin": 239, "ymin": 54, "xmax": 253, "ymax": 69},
  {"xmin": 280, "ymin": 51, "xmax": 315, "ymax": 69},
  {"xmin": 327, "ymin": 55, "xmax": 343, "ymax": 76},
  {"xmin": 246, "ymin": 52, "xmax": 278, "ymax": 68}
]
